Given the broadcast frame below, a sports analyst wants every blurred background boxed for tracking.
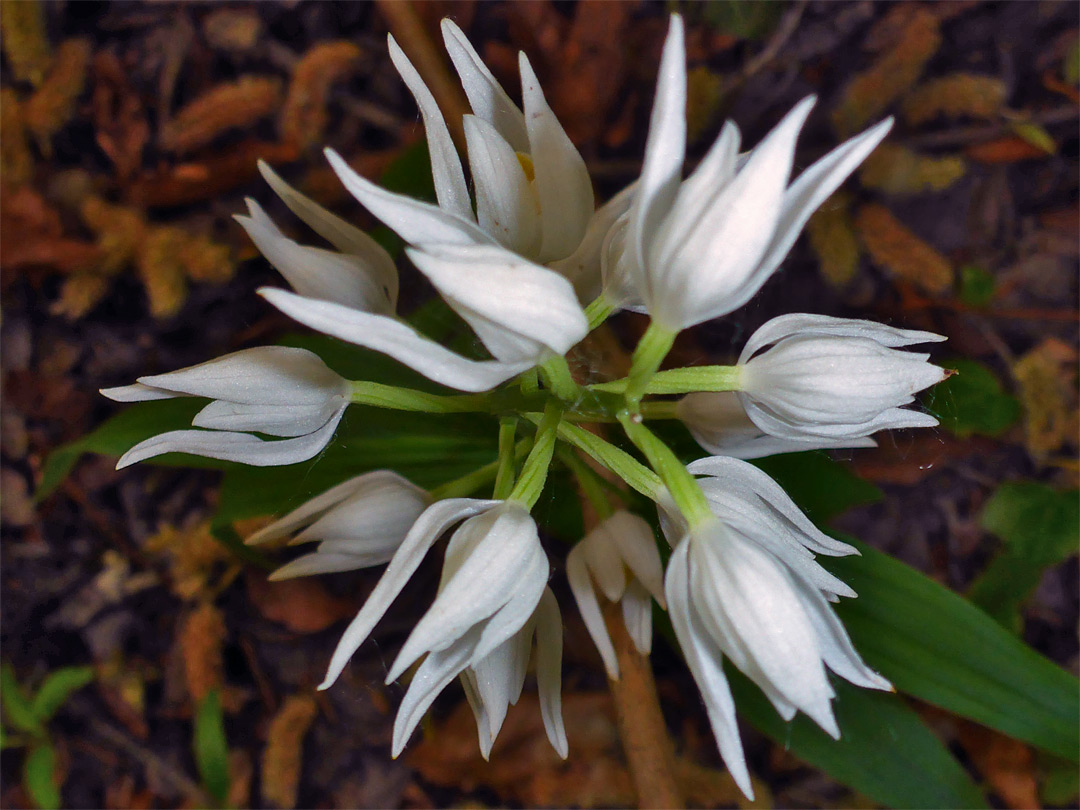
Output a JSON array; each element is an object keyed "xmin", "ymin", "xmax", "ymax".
[{"xmin": 2, "ymin": 1, "xmax": 1077, "ymax": 808}]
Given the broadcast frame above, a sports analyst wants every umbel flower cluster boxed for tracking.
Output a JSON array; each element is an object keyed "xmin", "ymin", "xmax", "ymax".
[{"xmin": 103, "ymin": 16, "xmax": 947, "ymax": 797}]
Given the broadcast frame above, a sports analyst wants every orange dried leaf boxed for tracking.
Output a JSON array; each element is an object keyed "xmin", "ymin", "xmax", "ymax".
[
  {"xmin": 91, "ymin": 51, "xmax": 150, "ymax": 183},
  {"xmin": 966, "ymin": 136, "xmax": 1049, "ymax": 164},
  {"xmin": 0, "ymin": 0, "xmax": 51, "ymax": 86},
  {"xmin": 902, "ymin": 73, "xmax": 1007, "ymax": 126},
  {"xmin": 832, "ymin": 7, "xmax": 941, "ymax": 135},
  {"xmin": 0, "ymin": 88, "xmax": 33, "ymax": 187},
  {"xmin": 280, "ymin": 41, "xmax": 363, "ymax": 152},
  {"xmin": 135, "ymin": 226, "xmax": 188, "ymax": 317},
  {"xmin": 179, "ymin": 234, "xmax": 234, "ymax": 284},
  {"xmin": 24, "ymin": 38, "xmax": 92, "ymax": 151},
  {"xmin": 261, "ymin": 694, "xmax": 319, "ymax": 809},
  {"xmin": 1013, "ymin": 339, "xmax": 1078, "ymax": 461},
  {"xmin": 202, "ymin": 8, "xmax": 262, "ymax": 53},
  {"xmin": 859, "ymin": 143, "xmax": 967, "ymax": 194},
  {"xmin": 957, "ymin": 722, "xmax": 1040, "ymax": 810},
  {"xmin": 807, "ymin": 192, "xmax": 860, "ymax": 286},
  {"xmin": 245, "ymin": 572, "xmax": 358, "ymax": 634},
  {"xmin": 146, "ymin": 522, "xmax": 241, "ymax": 600},
  {"xmin": 160, "ymin": 76, "xmax": 282, "ymax": 155},
  {"xmin": 179, "ymin": 601, "xmax": 226, "ymax": 704},
  {"xmin": 855, "ymin": 203, "xmax": 954, "ymax": 293}
]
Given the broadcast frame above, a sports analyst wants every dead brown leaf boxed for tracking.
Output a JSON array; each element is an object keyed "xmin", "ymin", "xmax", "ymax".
[
  {"xmin": 179, "ymin": 601, "xmax": 226, "ymax": 705},
  {"xmin": 280, "ymin": 41, "xmax": 363, "ymax": 152},
  {"xmin": 245, "ymin": 571, "xmax": 359, "ymax": 634},
  {"xmin": 135, "ymin": 225, "xmax": 188, "ymax": 318},
  {"xmin": 902, "ymin": 73, "xmax": 1008, "ymax": 126},
  {"xmin": 0, "ymin": 88, "xmax": 33, "ymax": 187},
  {"xmin": 1013, "ymin": 339, "xmax": 1078, "ymax": 462},
  {"xmin": 965, "ymin": 136, "xmax": 1050, "ymax": 164},
  {"xmin": 859, "ymin": 143, "xmax": 967, "ymax": 195},
  {"xmin": 160, "ymin": 76, "xmax": 282, "ymax": 155},
  {"xmin": 855, "ymin": 203, "xmax": 954, "ymax": 293},
  {"xmin": 957, "ymin": 721, "xmax": 1040, "ymax": 809},
  {"xmin": 202, "ymin": 8, "xmax": 262, "ymax": 54},
  {"xmin": 807, "ymin": 192, "xmax": 860, "ymax": 286},
  {"xmin": 24, "ymin": 38, "xmax": 92, "ymax": 152},
  {"xmin": 261, "ymin": 694, "xmax": 319, "ymax": 809},
  {"xmin": 0, "ymin": 186, "xmax": 100, "ymax": 280},
  {"xmin": 0, "ymin": 0, "xmax": 51, "ymax": 86},
  {"xmin": 146, "ymin": 522, "xmax": 242, "ymax": 600},
  {"xmin": 833, "ymin": 6, "xmax": 942, "ymax": 135},
  {"xmin": 91, "ymin": 51, "xmax": 150, "ymax": 183}
]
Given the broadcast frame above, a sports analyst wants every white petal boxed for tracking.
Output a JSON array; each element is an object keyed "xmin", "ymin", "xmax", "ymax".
[
  {"xmin": 750, "ymin": 117, "xmax": 893, "ymax": 287},
  {"xmin": 469, "ymin": 636, "xmax": 518, "ymax": 746},
  {"xmin": 548, "ymin": 181, "xmax": 636, "ymax": 303},
  {"xmin": 567, "ymin": 545, "xmax": 619, "ymax": 679},
  {"xmin": 628, "ymin": 14, "xmax": 687, "ymax": 293},
  {"xmin": 739, "ymin": 312, "xmax": 946, "ymax": 365},
  {"xmin": 460, "ymin": 669, "xmax": 496, "ymax": 759},
  {"xmin": 534, "ymin": 587, "xmax": 567, "ymax": 758},
  {"xmin": 621, "ymin": 580, "xmax": 654, "ymax": 656},
  {"xmin": 246, "ymin": 472, "xmax": 395, "ymax": 546},
  {"xmin": 192, "ymin": 399, "xmax": 342, "ymax": 437},
  {"xmin": 388, "ymin": 36, "xmax": 473, "ymax": 222},
  {"xmin": 115, "ymin": 405, "xmax": 345, "ymax": 469},
  {"xmin": 463, "ymin": 115, "xmax": 542, "ymax": 255},
  {"xmin": 296, "ymin": 481, "xmax": 428, "ymax": 546},
  {"xmin": 582, "ymin": 523, "xmax": 627, "ymax": 603},
  {"xmin": 259, "ymin": 288, "xmax": 533, "ymax": 392},
  {"xmin": 100, "ymin": 383, "xmax": 178, "ymax": 402},
  {"xmin": 665, "ymin": 540, "xmax": 754, "ymax": 799},
  {"xmin": 742, "ymin": 396, "xmax": 941, "ymax": 440},
  {"xmin": 257, "ymin": 161, "xmax": 399, "ymax": 301},
  {"xmin": 405, "ymin": 244, "xmax": 588, "ymax": 360},
  {"xmin": 606, "ymin": 512, "xmax": 666, "ymax": 606},
  {"xmin": 319, "ymin": 498, "xmax": 497, "ymax": 689},
  {"xmin": 469, "ymin": 545, "xmax": 548, "ymax": 666},
  {"xmin": 236, "ymin": 202, "xmax": 394, "ymax": 313},
  {"xmin": 687, "ymin": 455, "xmax": 858, "ymax": 556},
  {"xmin": 325, "ymin": 148, "xmax": 492, "ymax": 248},
  {"xmin": 651, "ymin": 97, "xmax": 815, "ymax": 329},
  {"xmin": 387, "ymin": 504, "xmax": 543, "ymax": 681},
  {"xmin": 518, "ymin": 53, "xmax": 594, "ymax": 262},
  {"xmin": 391, "ymin": 629, "xmax": 480, "ymax": 757},
  {"xmin": 136, "ymin": 346, "xmax": 344, "ymax": 407},
  {"xmin": 441, "ymin": 19, "xmax": 529, "ymax": 153},
  {"xmin": 268, "ymin": 550, "xmax": 373, "ymax": 580}
]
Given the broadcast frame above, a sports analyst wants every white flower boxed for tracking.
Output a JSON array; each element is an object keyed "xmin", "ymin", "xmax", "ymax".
[
  {"xmin": 607, "ymin": 15, "xmax": 893, "ymax": 330},
  {"xmin": 566, "ymin": 511, "xmax": 666, "ymax": 679},
  {"xmin": 737, "ymin": 314, "xmax": 948, "ymax": 441},
  {"xmin": 661, "ymin": 456, "xmax": 891, "ymax": 799},
  {"xmin": 244, "ymin": 471, "xmax": 431, "ymax": 580},
  {"xmin": 317, "ymin": 499, "xmax": 564, "ymax": 757},
  {"xmin": 100, "ymin": 346, "xmax": 348, "ymax": 468},
  {"xmin": 241, "ymin": 164, "xmax": 587, "ymax": 393},
  {"xmin": 677, "ymin": 391, "xmax": 877, "ymax": 459}
]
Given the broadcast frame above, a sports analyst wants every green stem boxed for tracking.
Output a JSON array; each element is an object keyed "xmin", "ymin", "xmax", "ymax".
[
  {"xmin": 639, "ymin": 400, "xmax": 681, "ymax": 420},
  {"xmin": 492, "ymin": 418, "xmax": 519, "ymax": 500},
  {"xmin": 623, "ymin": 322, "xmax": 676, "ymax": 410},
  {"xmin": 585, "ymin": 295, "xmax": 616, "ymax": 330},
  {"xmin": 508, "ymin": 400, "xmax": 563, "ymax": 508},
  {"xmin": 589, "ymin": 364, "xmax": 744, "ymax": 395},
  {"xmin": 559, "ymin": 448, "xmax": 616, "ymax": 520},
  {"xmin": 539, "ymin": 354, "xmax": 581, "ymax": 403},
  {"xmin": 617, "ymin": 411, "xmax": 713, "ymax": 528},
  {"xmin": 526, "ymin": 415, "xmax": 661, "ymax": 499},
  {"xmin": 349, "ymin": 380, "xmax": 486, "ymax": 413},
  {"xmin": 519, "ymin": 368, "xmax": 540, "ymax": 395},
  {"xmin": 430, "ymin": 439, "xmax": 531, "ymax": 500}
]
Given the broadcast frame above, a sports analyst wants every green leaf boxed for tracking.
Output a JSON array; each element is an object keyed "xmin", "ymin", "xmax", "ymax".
[
  {"xmin": 1, "ymin": 664, "xmax": 43, "ymax": 736},
  {"xmin": 824, "ymin": 535, "xmax": 1080, "ymax": 760},
  {"xmin": 193, "ymin": 690, "xmax": 230, "ymax": 805},
  {"xmin": 30, "ymin": 666, "xmax": 94, "ymax": 722},
  {"xmin": 36, "ymin": 398, "xmax": 207, "ymax": 501},
  {"xmin": 958, "ymin": 264, "xmax": 996, "ymax": 307},
  {"xmin": 967, "ymin": 481, "xmax": 1079, "ymax": 630},
  {"xmin": 379, "ymin": 139, "xmax": 436, "ymax": 202},
  {"xmin": 1066, "ymin": 38, "xmax": 1080, "ymax": 86},
  {"xmin": 1009, "ymin": 121, "xmax": 1056, "ymax": 154},
  {"xmin": 929, "ymin": 358, "xmax": 1020, "ymax": 438},
  {"xmin": 654, "ymin": 614, "xmax": 986, "ymax": 808},
  {"xmin": 1040, "ymin": 752, "xmax": 1080, "ymax": 805},
  {"xmin": 700, "ymin": 0, "xmax": 784, "ymax": 40},
  {"xmin": 752, "ymin": 452, "xmax": 883, "ymax": 522},
  {"xmin": 23, "ymin": 743, "xmax": 60, "ymax": 810},
  {"xmin": 729, "ymin": 668, "xmax": 988, "ymax": 809}
]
